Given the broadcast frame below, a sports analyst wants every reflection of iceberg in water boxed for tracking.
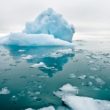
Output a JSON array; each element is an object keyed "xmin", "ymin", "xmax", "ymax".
[{"xmin": 4, "ymin": 46, "xmax": 75, "ymax": 77}]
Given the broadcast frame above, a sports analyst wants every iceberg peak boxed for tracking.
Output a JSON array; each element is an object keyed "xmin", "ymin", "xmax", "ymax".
[{"xmin": 24, "ymin": 8, "xmax": 75, "ymax": 42}]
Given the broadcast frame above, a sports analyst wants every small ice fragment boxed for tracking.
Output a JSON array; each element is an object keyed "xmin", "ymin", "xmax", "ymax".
[
  {"xmin": 69, "ymin": 74, "xmax": 76, "ymax": 79},
  {"xmin": 88, "ymin": 60, "xmax": 95, "ymax": 64},
  {"xmin": 89, "ymin": 76, "xmax": 95, "ymax": 79},
  {"xmin": 60, "ymin": 83, "xmax": 78, "ymax": 94},
  {"xmin": 11, "ymin": 95, "xmax": 18, "ymax": 101},
  {"xmin": 54, "ymin": 83, "xmax": 78, "ymax": 98},
  {"xmin": 90, "ymin": 67, "xmax": 99, "ymax": 71},
  {"xmin": 0, "ymin": 87, "xmax": 10, "ymax": 95},
  {"xmin": 22, "ymin": 55, "xmax": 33, "ymax": 60},
  {"xmin": 78, "ymin": 75, "xmax": 87, "ymax": 80},
  {"xmin": 38, "ymin": 106, "xmax": 55, "ymax": 110},
  {"xmin": 88, "ymin": 81, "xmax": 93, "ymax": 86},
  {"xmin": 95, "ymin": 77, "xmax": 105, "ymax": 85},
  {"xmin": 18, "ymin": 49, "xmax": 25, "ymax": 52},
  {"xmin": 35, "ymin": 91, "xmax": 40, "ymax": 95},
  {"xmin": 30, "ymin": 62, "xmax": 46, "ymax": 68},
  {"xmin": 50, "ymin": 49, "xmax": 73, "ymax": 58}
]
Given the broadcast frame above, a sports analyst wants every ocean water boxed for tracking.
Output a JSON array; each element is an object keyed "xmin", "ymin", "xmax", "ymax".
[{"xmin": 0, "ymin": 33, "xmax": 110, "ymax": 110}]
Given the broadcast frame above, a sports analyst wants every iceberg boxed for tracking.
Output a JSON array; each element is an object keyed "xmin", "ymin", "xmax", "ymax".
[
  {"xmin": 38, "ymin": 106, "xmax": 55, "ymax": 110},
  {"xmin": 24, "ymin": 8, "xmax": 75, "ymax": 42},
  {"xmin": 0, "ymin": 8, "xmax": 75, "ymax": 46}
]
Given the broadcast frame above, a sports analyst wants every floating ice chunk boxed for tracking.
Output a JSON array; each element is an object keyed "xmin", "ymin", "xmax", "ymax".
[
  {"xmin": 55, "ymin": 84, "xmax": 110, "ymax": 110},
  {"xmin": 50, "ymin": 49, "xmax": 73, "ymax": 58},
  {"xmin": 78, "ymin": 75, "xmax": 87, "ymax": 80},
  {"xmin": 0, "ymin": 33, "xmax": 73, "ymax": 46},
  {"xmin": 24, "ymin": 8, "xmax": 75, "ymax": 42},
  {"xmin": 69, "ymin": 73, "xmax": 76, "ymax": 79},
  {"xmin": 30, "ymin": 62, "xmax": 46, "ymax": 68},
  {"xmin": 54, "ymin": 84, "xmax": 78, "ymax": 98},
  {"xmin": 62, "ymin": 95, "xmax": 110, "ymax": 110},
  {"xmin": 95, "ymin": 77, "xmax": 105, "ymax": 85},
  {"xmin": 18, "ymin": 49, "xmax": 26, "ymax": 52},
  {"xmin": 60, "ymin": 83, "xmax": 78, "ymax": 94},
  {"xmin": 38, "ymin": 106, "xmax": 55, "ymax": 110},
  {"xmin": 0, "ymin": 87, "xmax": 10, "ymax": 95},
  {"xmin": 22, "ymin": 55, "xmax": 33, "ymax": 60}
]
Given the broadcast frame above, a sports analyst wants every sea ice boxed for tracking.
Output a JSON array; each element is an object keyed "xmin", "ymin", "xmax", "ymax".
[
  {"xmin": 38, "ymin": 106, "xmax": 55, "ymax": 110},
  {"xmin": 54, "ymin": 83, "xmax": 78, "ymax": 98},
  {"xmin": 0, "ymin": 87, "xmax": 10, "ymax": 95},
  {"xmin": 50, "ymin": 48, "xmax": 73, "ymax": 58},
  {"xmin": 62, "ymin": 95, "xmax": 110, "ymax": 110},
  {"xmin": 59, "ymin": 83, "xmax": 78, "ymax": 94},
  {"xmin": 22, "ymin": 55, "xmax": 33, "ymax": 60},
  {"xmin": 18, "ymin": 49, "xmax": 26, "ymax": 52},
  {"xmin": 54, "ymin": 84, "xmax": 110, "ymax": 110},
  {"xmin": 30, "ymin": 62, "xmax": 46, "ymax": 68}
]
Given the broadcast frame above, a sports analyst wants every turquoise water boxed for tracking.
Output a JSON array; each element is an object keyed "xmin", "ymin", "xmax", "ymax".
[{"xmin": 0, "ymin": 37, "xmax": 110, "ymax": 110}]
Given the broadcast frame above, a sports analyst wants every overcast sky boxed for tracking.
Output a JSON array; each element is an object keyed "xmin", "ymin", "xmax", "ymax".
[{"xmin": 0, "ymin": 0, "xmax": 110, "ymax": 33}]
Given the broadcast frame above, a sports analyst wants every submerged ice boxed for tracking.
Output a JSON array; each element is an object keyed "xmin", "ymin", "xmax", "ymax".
[{"xmin": 0, "ymin": 8, "xmax": 75, "ymax": 46}]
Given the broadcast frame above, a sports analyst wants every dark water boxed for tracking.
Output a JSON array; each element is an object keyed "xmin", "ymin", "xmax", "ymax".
[{"xmin": 0, "ymin": 38, "xmax": 110, "ymax": 110}]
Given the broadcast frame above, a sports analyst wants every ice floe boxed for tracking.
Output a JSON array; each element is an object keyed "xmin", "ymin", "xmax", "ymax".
[
  {"xmin": 22, "ymin": 55, "xmax": 33, "ymax": 60},
  {"xmin": 38, "ymin": 106, "xmax": 55, "ymax": 110},
  {"xmin": 0, "ymin": 87, "xmax": 10, "ymax": 95},
  {"xmin": 54, "ymin": 84, "xmax": 110, "ymax": 110}
]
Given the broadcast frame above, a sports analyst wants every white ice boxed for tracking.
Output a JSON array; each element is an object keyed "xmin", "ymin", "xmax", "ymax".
[
  {"xmin": 0, "ymin": 87, "xmax": 10, "ymax": 95},
  {"xmin": 0, "ymin": 33, "xmax": 73, "ymax": 46},
  {"xmin": 54, "ymin": 84, "xmax": 110, "ymax": 110},
  {"xmin": 50, "ymin": 48, "xmax": 73, "ymax": 58},
  {"xmin": 30, "ymin": 62, "xmax": 46, "ymax": 68},
  {"xmin": 38, "ymin": 106, "xmax": 55, "ymax": 110},
  {"xmin": 62, "ymin": 95, "xmax": 110, "ymax": 110},
  {"xmin": 24, "ymin": 8, "xmax": 74, "ymax": 42},
  {"xmin": 25, "ymin": 108, "xmax": 35, "ymax": 110},
  {"xmin": 22, "ymin": 55, "xmax": 33, "ymax": 60},
  {"xmin": 0, "ymin": 8, "xmax": 75, "ymax": 46}
]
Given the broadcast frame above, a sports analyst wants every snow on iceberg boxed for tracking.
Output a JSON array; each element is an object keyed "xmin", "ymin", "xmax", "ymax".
[
  {"xmin": 24, "ymin": 8, "xmax": 75, "ymax": 42},
  {"xmin": 54, "ymin": 84, "xmax": 110, "ymax": 110},
  {"xmin": 0, "ymin": 8, "xmax": 75, "ymax": 46}
]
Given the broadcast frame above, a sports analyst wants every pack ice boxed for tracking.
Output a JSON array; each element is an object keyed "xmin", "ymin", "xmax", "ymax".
[{"xmin": 0, "ymin": 8, "xmax": 75, "ymax": 46}]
